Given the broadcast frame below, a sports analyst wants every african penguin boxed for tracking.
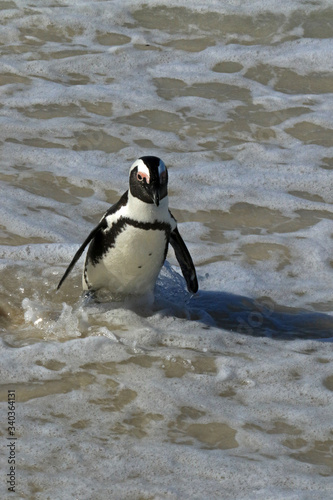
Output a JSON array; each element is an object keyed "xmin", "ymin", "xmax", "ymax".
[{"xmin": 57, "ymin": 156, "xmax": 198, "ymax": 299}]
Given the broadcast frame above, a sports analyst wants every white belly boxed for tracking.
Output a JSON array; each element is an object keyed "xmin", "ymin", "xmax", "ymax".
[{"xmin": 83, "ymin": 226, "xmax": 167, "ymax": 297}]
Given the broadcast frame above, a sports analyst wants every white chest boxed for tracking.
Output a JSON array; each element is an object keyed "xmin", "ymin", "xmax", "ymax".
[{"xmin": 84, "ymin": 224, "xmax": 168, "ymax": 296}]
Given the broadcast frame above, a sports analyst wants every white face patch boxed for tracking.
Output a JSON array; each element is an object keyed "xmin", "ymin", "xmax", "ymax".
[{"xmin": 130, "ymin": 159, "xmax": 150, "ymax": 183}]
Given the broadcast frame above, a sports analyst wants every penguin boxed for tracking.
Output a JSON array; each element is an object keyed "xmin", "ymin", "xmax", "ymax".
[{"xmin": 57, "ymin": 156, "xmax": 198, "ymax": 299}]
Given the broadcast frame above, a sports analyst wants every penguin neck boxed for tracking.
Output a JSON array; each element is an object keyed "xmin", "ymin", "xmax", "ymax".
[{"xmin": 127, "ymin": 191, "xmax": 169, "ymax": 223}]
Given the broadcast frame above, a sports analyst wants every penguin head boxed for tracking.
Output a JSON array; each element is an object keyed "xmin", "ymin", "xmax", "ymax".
[{"xmin": 129, "ymin": 156, "xmax": 168, "ymax": 207}]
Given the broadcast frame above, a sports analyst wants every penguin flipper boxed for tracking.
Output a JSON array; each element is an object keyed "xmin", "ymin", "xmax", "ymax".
[
  {"xmin": 57, "ymin": 219, "xmax": 106, "ymax": 290},
  {"xmin": 169, "ymin": 227, "xmax": 198, "ymax": 293},
  {"xmin": 57, "ymin": 191, "xmax": 129, "ymax": 291}
]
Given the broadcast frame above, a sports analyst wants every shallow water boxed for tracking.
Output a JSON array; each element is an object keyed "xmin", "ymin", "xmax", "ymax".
[{"xmin": 0, "ymin": 1, "xmax": 333, "ymax": 498}]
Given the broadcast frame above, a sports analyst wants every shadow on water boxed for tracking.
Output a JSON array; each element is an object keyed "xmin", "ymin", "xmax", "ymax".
[
  {"xmin": 186, "ymin": 291, "xmax": 333, "ymax": 341},
  {"xmin": 153, "ymin": 264, "xmax": 333, "ymax": 341}
]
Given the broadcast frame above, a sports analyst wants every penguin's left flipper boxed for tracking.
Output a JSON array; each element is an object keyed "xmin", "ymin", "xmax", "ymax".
[
  {"xmin": 57, "ymin": 218, "xmax": 107, "ymax": 291},
  {"xmin": 169, "ymin": 227, "xmax": 198, "ymax": 294}
]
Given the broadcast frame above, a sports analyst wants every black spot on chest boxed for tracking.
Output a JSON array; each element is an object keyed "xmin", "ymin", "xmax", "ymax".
[{"xmin": 87, "ymin": 217, "xmax": 172, "ymax": 265}]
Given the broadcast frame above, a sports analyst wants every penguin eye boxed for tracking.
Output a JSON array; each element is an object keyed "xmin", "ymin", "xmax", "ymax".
[{"xmin": 137, "ymin": 171, "xmax": 150, "ymax": 183}]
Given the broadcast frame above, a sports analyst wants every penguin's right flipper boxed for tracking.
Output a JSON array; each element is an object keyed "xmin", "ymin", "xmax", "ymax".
[
  {"xmin": 169, "ymin": 227, "xmax": 198, "ymax": 294},
  {"xmin": 57, "ymin": 191, "xmax": 129, "ymax": 291},
  {"xmin": 57, "ymin": 219, "xmax": 106, "ymax": 290}
]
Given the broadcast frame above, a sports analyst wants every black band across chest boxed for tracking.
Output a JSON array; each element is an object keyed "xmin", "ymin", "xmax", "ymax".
[{"xmin": 87, "ymin": 217, "xmax": 172, "ymax": 265}]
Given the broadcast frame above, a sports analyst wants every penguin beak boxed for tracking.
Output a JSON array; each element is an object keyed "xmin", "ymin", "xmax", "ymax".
[
  {"xmin": 145, "ymin": 175, "xmax": 161, "ymax": 207},
  {"xmin": 151, "ymin": 186, "xmax": 160, "ymax": 207}
]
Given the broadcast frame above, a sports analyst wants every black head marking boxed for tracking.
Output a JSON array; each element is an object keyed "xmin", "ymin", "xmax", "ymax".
[
  {"xmin": 139, "ymin": 156, "xmax": 161, "ymax": 169},
  {"xmin": 129, "ymin": 156, "xmax": 168, "ymax": 206}
]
